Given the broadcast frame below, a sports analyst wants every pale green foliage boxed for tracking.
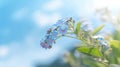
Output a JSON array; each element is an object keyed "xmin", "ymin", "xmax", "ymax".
[
  {"xmin": 63, "ymin": 9, "xmax": 120, "ymax": 67},
  {"xmin": 77, "ymin": 46, "xmax": 103, "ymax": 58},
  {"xmin": 92, "ymin": 24, "xmax": 104, "ymax": 35}
]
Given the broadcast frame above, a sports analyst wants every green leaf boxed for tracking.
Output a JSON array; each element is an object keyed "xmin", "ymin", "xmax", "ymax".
[
  {"xmin": 110, "ymin": 40, "xmax": 120, "ymax": 63},
  {"xmin": 74, "ymin": 22, "xmax": 81, "ymax": 35},
  {"xmin": 77, "ymin": 46, "xmax": 103, "ymax": 58},
  {"xmin": 92, "ymin": 24, "xmax": 104, "ymax": 35},
  {"xmin": 82, "ymin": 56, "xmax": 100, "ymax": 67},
  {"xmin": 113, "ymin": 31, "xmax": 120, "ymax": 40},
  {"xmin": 79, "ymin": 54, "xmax": 107, "ymax": 67}
]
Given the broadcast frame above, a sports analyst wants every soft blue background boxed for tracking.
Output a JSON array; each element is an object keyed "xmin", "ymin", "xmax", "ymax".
[{"xmin": 0, "ymin": 0, "xmax": 120, "ymax": 67}]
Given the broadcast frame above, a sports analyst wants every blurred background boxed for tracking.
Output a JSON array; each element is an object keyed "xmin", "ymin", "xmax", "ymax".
[{"xmin": 0, "ymin": 0, "xmax": 120, "ymax": 67}]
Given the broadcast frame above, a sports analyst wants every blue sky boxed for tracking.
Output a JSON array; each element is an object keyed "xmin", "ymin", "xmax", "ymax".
[{"xmin": 0, "ymin": 0, "xmax": 120, "ymax": 67}]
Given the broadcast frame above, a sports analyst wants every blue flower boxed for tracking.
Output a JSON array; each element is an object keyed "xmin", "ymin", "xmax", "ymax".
[
  {"xmin": 93, "ymin": 35, "xmax": 104, "ymax": 41},
  {"xmin": 99, "ymin": 41, "xmax": 108, "ymax": 46},
  {"xmin": 40, "ymin": 34, "xmax": 55, "ymax": 49},
  {"xmin": 46, "ymin": 28, "xmax": 52, "ymax": 34},
  {"xmin": 51, "ymin": 30, "xmax": 58, "ymax": 39},
  {"xmin": 93, "ymin": 35, "xmax": 109, "ymax": 47},
  {"xmin": 40, "ymin": 41, "xmax": 48, "ymax": 49},
  {"xmin": 40, "ymin": 41, "xmax": 52, "ymax": 49},
  {"xmin": 53, "ymin": 18, "xmax": 70, "ymax": 27},
  {"xmin": 96, "ymin": 36, "xmax": 104, "ymax": 41},
  {"xmin": 58, "ymin": 24, "xmax": 68, "ymax": 35},
  {"xmin": 46, "ymin": 35, "xmax": 54, "ymax": 46}
]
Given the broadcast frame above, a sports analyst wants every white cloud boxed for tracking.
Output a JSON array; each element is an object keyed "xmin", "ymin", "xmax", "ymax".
[
  {"xmin": 0, "ymin": 46, "xmax": 9, "ymax": 58},
  {"xmin": 43, "ymin": 0, "xmax": 63, "ymax": 11},
  {"xmin": 0, "ymin": 42, "xmax": 63, "ymax": 67},
  {"xmin": 75, "ymin": 0, "xmax": 120, "ymax": 18},
  {"xmin": 32, "ymin": 11, "xmax": 61, "ymax": 27},
  {"xmin": 73, "ymin": 0, "xmax": 94, "ymax": 17},
  {"xmin": 92, "ymin": 0, "xmax": 120, "ymax": 10},
  {"xmin": 11, "ymin": 8, "xmax": 27, "ymax": 21}
]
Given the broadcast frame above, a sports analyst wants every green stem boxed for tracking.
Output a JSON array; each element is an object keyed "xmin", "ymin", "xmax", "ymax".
[
  {"xmin": 67, "ymin": 32, "xmax": 74, "ymax": 34},
  {"xmin": 69, "ymin": 22, "xmax": 75, "ymax": 32},
  {"xmin": 64, "ymin": 35, "xmax": 90, "ymax": 46},
  {"xmin": 64, "ymin": 35, "xmax": 79, "ymax": 40}
]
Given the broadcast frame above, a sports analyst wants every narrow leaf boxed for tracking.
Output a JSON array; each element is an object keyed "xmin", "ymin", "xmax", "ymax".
[
  {"xmin": 92, "ymin": 24, "xmax": 104, "ymax": 35},
  {"xmin": 110, "ymin": 40, "xmax": 120, "ymax": 63},
  {"xmin": 75, "ymin": 22, "xmax": 81, "ymax": 34}
]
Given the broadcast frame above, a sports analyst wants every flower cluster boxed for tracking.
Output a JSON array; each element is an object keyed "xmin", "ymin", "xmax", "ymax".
[
  {"xmin": 93, "ymin": 35, "xmax": 110, "ymax": 47},
  {"xmin": 77, "ymin": 21, "xmax": 109, "ymax": 48},
  {"xmin": 40, "ymin": 17, "xmax": 110, "ymax": 49},
  {"xmin": 40, "ymin": 17, "xmax": 75, "ymax": 49}
]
